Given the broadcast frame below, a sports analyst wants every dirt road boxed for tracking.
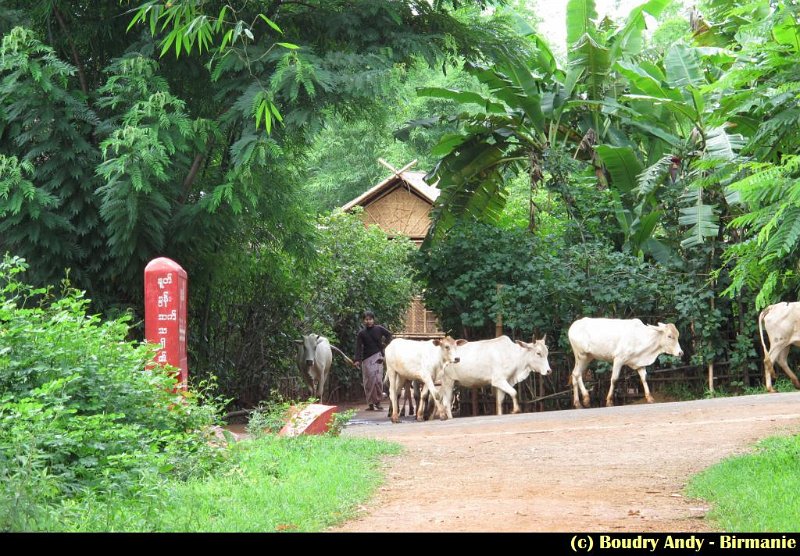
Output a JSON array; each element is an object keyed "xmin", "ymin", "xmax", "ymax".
[{"xmin": 330, "ymin": 392, "xmax": 800, "ymax": 532}]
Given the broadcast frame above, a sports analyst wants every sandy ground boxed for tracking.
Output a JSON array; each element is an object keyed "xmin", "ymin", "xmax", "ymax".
[{"xmin": 326, "ymin": 392, "xmax": 800, "ymax": 532}]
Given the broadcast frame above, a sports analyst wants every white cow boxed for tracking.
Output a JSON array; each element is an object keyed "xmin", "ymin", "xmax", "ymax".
[
  {"xmin": 440, "ymin": 336, "xmax": 552, "ymax": 418},
  {"xmin": 568, "ymin": 318, "xmax": 683, "ymax": 408},
  {"xmin": 295, "ymin": 334, "xmax": 333, "ymax": 402},
  {"xmin": 385, "ymin": 336, "xmax": 466, "ymax": 424},
  {"xmin": 758, "ymin": 302, "xmax": 800, "ymax": 392}
]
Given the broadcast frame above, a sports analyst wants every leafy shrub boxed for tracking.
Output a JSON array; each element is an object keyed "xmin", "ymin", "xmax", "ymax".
[
  {"xmin": 326, "ymin": 409, "xmax": 357, "ymax": 437},
  {"xmin": 415, "ymin": 222, "xmax": 680, "ymax": 344},
  {"xmin": 300, "ymin": 209, "xmax": 417, "ymax": 396},
  {"xmin": 191, "ymin": 209, "xmax": 418, "ymax": 409},
  {"xmin": 0, "ymin": 255, "xmax": 226, "ymax": 530},
  {"xmin": 245, "ymin": 394, "xmax": 355, "ymax": 438},
  {"xmin": 246, "ymin": 393, "xmax": 307, "ymax": 438}
]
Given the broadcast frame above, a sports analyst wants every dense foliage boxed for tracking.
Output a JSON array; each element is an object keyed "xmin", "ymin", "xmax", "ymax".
[
  {"xmin": 302, "ymin": 210, "xmax": 416, "ymax": 378},
  {"xmin": 414, "ymin": 0, "xmax": 800, "ymax": 311},
  {"xmin": 191, "ymin": 209, "xmax": 416, "ymax": 407},
  {"xmin": 417, "ymin": 223, "xmax": 679, "ymax": 343},
  {"xmin": 0, "ymin": 255, "xmax": 225, "ymax": 530},
  {"xmin": 0, "ymin": 1, "xmax": 505, "ymax": 405},
  {"xmin": 3, "ymin": 0, "xmax": 800, "ymax": 407},
  {"xmin": 415, "ymin": 220, "xmax": 761, "ymax": 392}
]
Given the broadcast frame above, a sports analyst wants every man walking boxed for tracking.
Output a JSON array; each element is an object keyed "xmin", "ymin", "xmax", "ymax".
[{"xmin": 353, "ymin": 310, "xmax": 393, "ymax": 411}]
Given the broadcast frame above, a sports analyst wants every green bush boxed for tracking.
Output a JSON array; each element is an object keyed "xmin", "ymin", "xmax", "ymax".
[
  {"xmin": 189, "ymin": 208, "xmax": 418, "ymax": 408},
  {"xmin": 0, "ymin": 255, "xmax": 226, "ymax": 530},
  {"xmin": 246, "ymin": 393, "xmax": 308, "ymax": 438},
  {"xmin": 415, "ymin": 223, "xmax": 679, "ymax": 343}
]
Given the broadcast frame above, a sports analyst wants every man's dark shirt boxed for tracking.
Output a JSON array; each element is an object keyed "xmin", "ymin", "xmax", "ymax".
[{"xmin": 355, "ymin": 324, "xmax": 393, "ymax": 361}]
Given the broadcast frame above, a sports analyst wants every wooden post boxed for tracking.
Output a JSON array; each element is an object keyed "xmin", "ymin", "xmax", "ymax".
[
  {"xmin": 738, "ymin": 297, "xmax": 750, "ymax": 386},
  {"xmin": 538, "ymin": 373, "xmax": 544, "ymax": 412},
  {"xmin": 495, "ymin": 284, "xmax": 505, "ymax": 413},
  {"xmin": 495, "ymin": 283, "xmax": 503, "ymax": 338},
  {"xmin": 378, "ymin": 158, "xmax": 418, "ymax": 178},
  {"xmin": 707, "ymin": 289, "xmax": 716, "ymax": 394}
]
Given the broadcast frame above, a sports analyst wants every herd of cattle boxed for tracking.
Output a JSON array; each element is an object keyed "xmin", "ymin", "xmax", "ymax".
[{"xmin": 296, "ymin": 302, "xmax": 800, "ymax": 423}]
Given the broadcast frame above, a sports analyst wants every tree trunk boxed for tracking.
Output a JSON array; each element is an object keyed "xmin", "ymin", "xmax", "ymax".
[
  {"xmin": 528, "ymin": 151, "xmax": 542, "ymax": 232},
  {"xmin": 53, "ymin": 7, "xmax": 89, "ymax": 97}
]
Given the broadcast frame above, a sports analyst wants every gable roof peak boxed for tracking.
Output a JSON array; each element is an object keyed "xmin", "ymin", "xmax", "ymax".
[{"xmin": 341, "ymin": 161, "xmax": 439, "ymax": 211}]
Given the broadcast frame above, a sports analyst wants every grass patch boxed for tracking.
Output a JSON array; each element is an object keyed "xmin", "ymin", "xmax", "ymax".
[
  {"xmin": 743, "ymin": 377, "xmax": 799, "ymax": 395},
  {"xmin": 58, "ymin": 434, "xmax": 401, "ymax": 532},
  {"xmin": 686, "ymin": 434, "xmax": 800, "ymax": 532}
]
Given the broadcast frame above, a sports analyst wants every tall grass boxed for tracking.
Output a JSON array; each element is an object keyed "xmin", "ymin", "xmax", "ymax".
[
  {"xmin": 55, "ymin": 434, "xmax": 401, "ymax": 532},
  {"xmin": 686, "ymin": 434, "xmax": 800, "ymax": 532}
]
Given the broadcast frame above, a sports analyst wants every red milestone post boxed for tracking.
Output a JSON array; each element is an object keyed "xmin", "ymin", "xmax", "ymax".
[{"xmin": 144, "ymin": 257, "xmax": 188, "ymax": 390}]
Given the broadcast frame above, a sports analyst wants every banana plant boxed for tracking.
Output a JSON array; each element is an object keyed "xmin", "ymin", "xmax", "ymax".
[
  {"xmin": 608, "ymin": 34, "xmax": 748, "ymax": 256},
  {"xmin": 411, "ymin": 0, "xmax": 671, "ymax": 243}
]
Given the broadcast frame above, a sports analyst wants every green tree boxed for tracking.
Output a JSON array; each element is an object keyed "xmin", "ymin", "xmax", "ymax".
[
  {"xmin": 0, "ymin": 28, "xmax": 102, "ymax": 291},
  {"xmin": 406, "ymin": 0, "xmax": 672, "ymax": 246},
  {"xmin": 704, "ymin": 1, "xmax": 800, "ymax": 307},
  {"xmin": 303, "ymin": 209, "xmax": 417, "ymax": 394}
]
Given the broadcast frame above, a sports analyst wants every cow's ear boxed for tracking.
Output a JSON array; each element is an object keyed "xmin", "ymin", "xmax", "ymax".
[
  {"xmin": 515, "ymin": 340, "xmax": 526, "ymax": 348},
  {"xmin": 540, "ymin": 334, "xmax": 547, "ymax": 344},
  {"xmin": 456, "ymin": 339, "xmax": 468, "ymax": 346},
  {"xmin": 294, "ymin": 339, "xmax": 302, "ymax": 345},
  {"xmin": 316, "ymin": 336, "xmax": 326, "ymax": 345},
  {"xmin": 432, "ymin": 339, "xmax": 441, "ymax": 346}
]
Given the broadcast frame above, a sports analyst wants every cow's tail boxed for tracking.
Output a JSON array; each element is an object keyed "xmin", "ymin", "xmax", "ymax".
[
  {"xmin": 329, "ymin": 344, "xmax": 357, "ymax": 368},
  {"xmin": 758, "ymin": 307, "xmax": 775, "ymax": 378}
]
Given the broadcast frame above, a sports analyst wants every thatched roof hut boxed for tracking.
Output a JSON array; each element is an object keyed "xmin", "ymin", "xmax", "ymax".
[
  {"xmin": 342, "ymin": 167, "xmax": 440, "ymax": 245},
  {"xmin": 342, "ymin": 161, "xmax": 444, "ymax": 338}
]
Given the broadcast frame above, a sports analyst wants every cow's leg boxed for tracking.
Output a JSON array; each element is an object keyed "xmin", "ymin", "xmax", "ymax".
[
  {"xmin": 765, "ymin": 345, "xmax": 785, "ymax": 392},
  {"xmin": 606, "ymin": 360, "xmax": 625, "ymax": 407},
  {"xmin": 415, "ymin": 383, "xmax": 427, "ymax": 420},
  {"xmin": 634, "ymin": 367, "xmax": 654, "ymax": 403},
  {"xmin": 402, "ymin": 380, "xmax": 414, "ymax": 416},
  {"xmin": 571, "ymin": 357, "xmax": 592, "ymax": 409},
  {"xmin": 317, "ymin": 372, "xmax": 326, "ymax": 403},
  {"xmin": 393, "ymin": 382, "xmax": 405, "ymax": 418},
  {"xmin": 397, "ymin": 379, "xmax": 414, "ymax": 417},
  {"xmin": 417, "ymin": 384, "xmax": 436, "ymax": 420},
  {"xmin": 419, "ymin": 375, "xmax": 446, "ymax": 420},
  {"xmin": 301, "ymin": 370, "xmax": 315, "ymax": 400},
  {"xmin": 494, "ymin": 387, "xmax": 505, "ymax": 415},
  {"xmin": 416, "ymin": 382, "xmax": 438, "ymax": 421},
  {"xmin": 440, "ymin": 380, "xmax": 455, "ymax": 420},
  {"xmin": 774, "ymin": 346, "xmax": 800, "ymax": 390},
  {"xmin": 389, "ymin": 390, "xmax": 400, "ymax": 418},
  {"xmin": 423, "ymin": 388, "xmax": 437, "ymax": 420},
  {"xmin": 387, "ymin": 371, "xmax": 401, "ymax": 423},
  {"xmin": 492, "ymin": 379, "xmax": 519, "ymax": 414}
]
